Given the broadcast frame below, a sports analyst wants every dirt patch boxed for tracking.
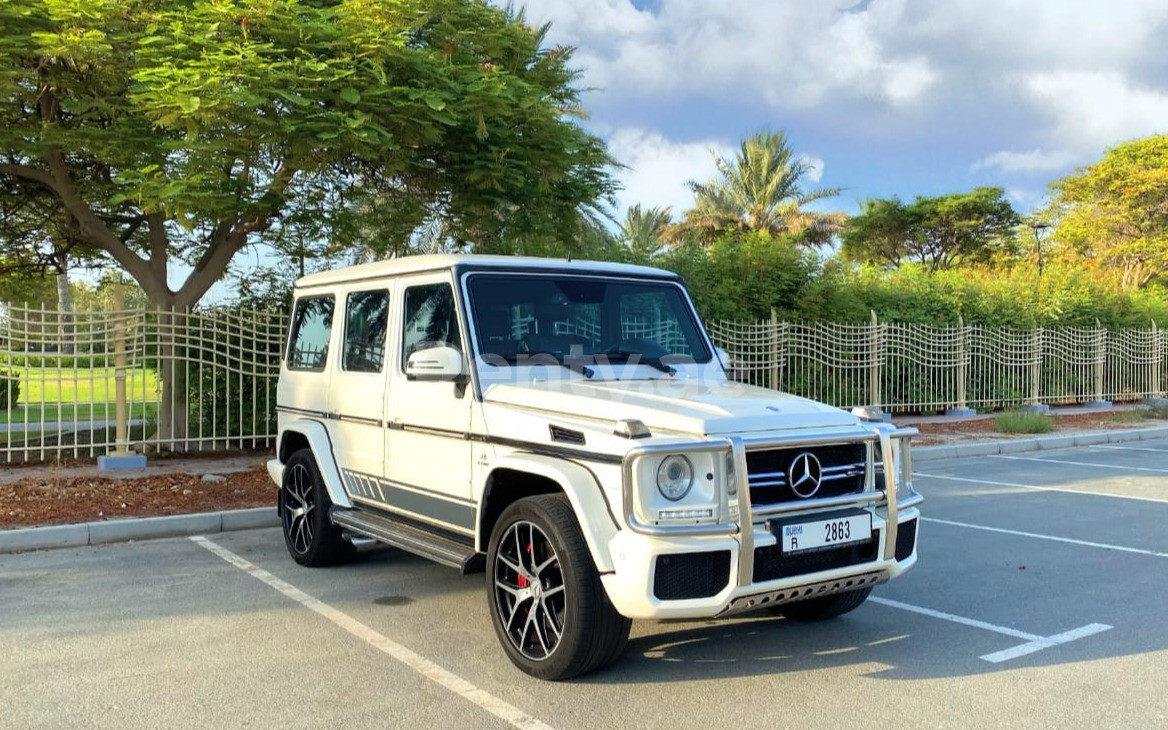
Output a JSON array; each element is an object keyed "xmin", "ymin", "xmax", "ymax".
[{"xmin": 1, "ymin": 466, "xmax": 274, "ymax": 530}]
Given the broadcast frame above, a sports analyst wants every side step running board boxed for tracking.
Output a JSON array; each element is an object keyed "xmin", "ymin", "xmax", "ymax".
[{"xmin": 331, "ymin": 508, "xmax": 485, "ymax": 574}]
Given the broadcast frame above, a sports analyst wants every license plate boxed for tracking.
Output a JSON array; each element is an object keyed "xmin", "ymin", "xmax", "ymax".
[{"xmin": 774, "ymin": 512, "xmax": 872, "ymax": 555}]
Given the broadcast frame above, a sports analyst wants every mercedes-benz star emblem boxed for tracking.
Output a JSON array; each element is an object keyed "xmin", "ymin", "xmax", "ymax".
[{"xmin": 788, "ymin": 452, "xmax": 823, "ymax": 498}]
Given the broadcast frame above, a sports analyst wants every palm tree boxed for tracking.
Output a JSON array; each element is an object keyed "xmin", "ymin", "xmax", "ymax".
[
  {"xmin": 620, "ymin": 204, "xmax": 673, "ymax": 262},
  {"xmin": 668, "ymin": 130, "xmax": 845, "ymax": 246}
]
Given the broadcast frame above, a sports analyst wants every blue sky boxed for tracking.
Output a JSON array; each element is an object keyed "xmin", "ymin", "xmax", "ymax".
[{"xmin": 519, "ymin": 0, "xmax": 1168, "ymax": 219}]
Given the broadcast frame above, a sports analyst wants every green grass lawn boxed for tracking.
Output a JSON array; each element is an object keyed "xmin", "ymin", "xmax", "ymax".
[{"xmin": 0, "ymin": 367, "xmax": 159, "ymax": 424}]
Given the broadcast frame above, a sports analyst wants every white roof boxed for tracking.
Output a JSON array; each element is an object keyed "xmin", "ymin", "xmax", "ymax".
[{"xmin": 294, "ymin": 254, "xmax": 676, "ymax": 289}]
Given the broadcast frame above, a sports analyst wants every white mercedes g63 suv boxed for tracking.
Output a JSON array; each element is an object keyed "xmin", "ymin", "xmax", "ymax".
[{"xmin": 270, "ymin": 254, "xmax": 921, "ymax": 680}]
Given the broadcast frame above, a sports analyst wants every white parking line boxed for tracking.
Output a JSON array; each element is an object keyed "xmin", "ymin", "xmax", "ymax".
[
  {"xmin": 190, "ymin": 536, "xmax": 555, "ymax": 730},
  {"xmin": 993, "ymin": 455, "xmax": 1168, "ymax": 473},
  {"xmin": 870, "ymin": 597, "xmax": 1112, "ymax": 663},
  {"xmin": 980, "ymin": 624, "xmax": 1113, "ymax": 663},
  {"xmin": 1091, "ymin": 444, "xmax": 1168, "ymax": 453},
  {"xmin": 870, "ymin": 597, "xmax": 1038, "ymax": 641},
  {"xmin": 914, "ymin": 471, "xmax": 1168, "ymax": 504},
  {"xmin": 922, "ymin": 517, "xmax": 1168, "ymax": 559}
]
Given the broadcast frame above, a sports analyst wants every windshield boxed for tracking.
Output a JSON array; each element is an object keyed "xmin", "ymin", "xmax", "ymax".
[{"xmin": 466, "ymin": 274, "xmax": 712, "ymax": 367}]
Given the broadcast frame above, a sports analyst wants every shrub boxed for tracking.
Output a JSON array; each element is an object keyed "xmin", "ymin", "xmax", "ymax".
[
  {"xmin": 1106, "ymin": 409, "xmax": 1148, "ymax": 423},
  {"xmin": 994, "ymin": 410, "xmax": 1053, "ymax": 434},
  {"xmin": 0, "ymin": 370, "xmax": 20, "ymax": 410}
]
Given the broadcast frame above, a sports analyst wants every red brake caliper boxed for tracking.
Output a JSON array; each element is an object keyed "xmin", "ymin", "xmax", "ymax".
[{"xmin": 516, "ymin": 543, "xmax": 534, "ymax": 588}]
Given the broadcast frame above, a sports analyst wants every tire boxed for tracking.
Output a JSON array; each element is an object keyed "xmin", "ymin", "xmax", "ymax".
[
  {"xmin": 778, "ymin": 587, "xmax": 872, "ymax": 622},
  {"xmin": 281, "ymin": 449, "xmax": 355, "ymax": 567},
  {"xmin": 486, "ymin": 494, "xmax": 631, "ymax": 681}
]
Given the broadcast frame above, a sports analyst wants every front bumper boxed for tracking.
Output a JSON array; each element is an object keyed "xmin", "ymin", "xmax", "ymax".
[
  {"xmin": 601, "ymin": 506, "xmax": 919, "ymax": 619},
  {"xmin": 602, "ymin": 424, "xmax": 921, "ymax": 620}
]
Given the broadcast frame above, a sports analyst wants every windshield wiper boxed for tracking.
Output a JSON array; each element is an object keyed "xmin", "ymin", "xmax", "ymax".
[{"xmin": 597, "ymin": 350, "xmax": 677, "ymax": 376}]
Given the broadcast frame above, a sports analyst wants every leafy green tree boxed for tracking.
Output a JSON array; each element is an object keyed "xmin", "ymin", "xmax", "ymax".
[
  {"xmin": 0, "ymin": 0, "xmax": 615, "ymax": 444},
  {"xmin": 841, "ymin": 187, "xmax": 1020, "ymax": 272},
  {"xmin": 0, "ymin": 0, "xmax": 615, "ymax": 310},
  {"xmin": 619, "ymin": 204, "xmax": 673, "ymax": 263},
  {"xmin": 668, "ymin": 130, "xmax": 843, "ymax": 247},
  {"xmin": 1049, "ymin": 134, "xmax": 1168, "ymax": 289},
  {"xmin": 657, "ymin": 231, "xmax": 818, "ymax": 321}
]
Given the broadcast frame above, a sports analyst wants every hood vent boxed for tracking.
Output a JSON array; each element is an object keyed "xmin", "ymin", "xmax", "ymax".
[{"xmin": 549, "ymin": 425, "xmax": 586, "ymax": 446}]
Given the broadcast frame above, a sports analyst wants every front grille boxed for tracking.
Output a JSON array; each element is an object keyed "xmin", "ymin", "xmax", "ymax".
[
  {"xmin": 753, "ymin": 530, "xmax": 880, "ymax": 583},
  {"xmin": 895, "ymin": 519, "xmax": 918, "ymax": 561},
  {"xmin": 653, "ymin": 550, "xmax": 732, "ymax": 600},
  {"xmin": 747, "ymin": 443, "xmax": 865, "ymax": 506}
]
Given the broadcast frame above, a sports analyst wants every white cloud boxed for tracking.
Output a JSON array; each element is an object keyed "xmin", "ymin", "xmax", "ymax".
[
  {"xmin": 606, "ymin": 129, "xmax": 732, "ymax": 217},
  {"xmin": 798, "ymin": 154, "xmax": 825, "ymax": 184},
  {"xmin": 523, "ymin": 0, "xmax": 940, "ymax": 109},
  {"xmin": 1026, "ymin": 71, "xmax": 1168, "ymax": 151},
  {"xmin": 973, "ymin": 149, "xmax": 1076, "ymax": 174}
]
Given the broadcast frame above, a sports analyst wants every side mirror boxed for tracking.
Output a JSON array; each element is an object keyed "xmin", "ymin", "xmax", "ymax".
[
  {"xmin": 406, "ymin": 345, "xmax": 464, "ymax": 381},
  {"xmin": 715, "ymin": 347, "xmax": 732, "ymax": 370}
]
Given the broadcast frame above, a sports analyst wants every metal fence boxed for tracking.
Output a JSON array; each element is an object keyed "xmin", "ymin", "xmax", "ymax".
[
  {"xmin": 0, "ymin": 304, "xmax": 286, "ymax": 463},
  {"xmin": 708, "ymin": 311, "xmax": 1166, "ymax": 413},
  {"xmin": 1, "ymin": 303, "xmax": 1165, "ymax": 463}
]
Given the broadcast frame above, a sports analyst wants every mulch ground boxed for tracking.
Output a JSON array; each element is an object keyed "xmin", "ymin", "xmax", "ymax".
[{"xmin": 1, "ymin": 466, "xmax": 274, "ymax": 529}]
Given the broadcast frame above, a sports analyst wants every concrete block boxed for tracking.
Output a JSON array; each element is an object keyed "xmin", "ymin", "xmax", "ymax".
[
  {"xmin": 88, "ymin": 512, "xmax": 222, "ymax": 545},
  {"xmin": 0, "ymin": 524, "xmax": 89, "ymax": 553},
  {"xmin": 944, "ymin": 408, "xmax": 978, "ymax": 418},
  {"xmin": 1136, "ymin": 427, "xmax": 1168, "ymax": 441},
  {"xmin": 997, "ymin": 438, "xmax": 1039, "ymax": 454},
  {"xmin": 1036, "ymin": 435, "xmax": 1077, "ymax": 450},
  {"xmin": 1073, "ymin": 432, "xmax": 1111, "ymax": 446},
  {"xmin": 97, "ymin": 453, "xmax": 148, "ymax": 470},
  {"xmin": 948, "ymin": 441, "xmax": 1001, "ymax": 458},
  {"xmin": 912, "ymin": 445, "xmax": 958, "ymax": 462},
  {"xmin": 221, "ymin": 507, "xmax": 279, "ymax": 532}
]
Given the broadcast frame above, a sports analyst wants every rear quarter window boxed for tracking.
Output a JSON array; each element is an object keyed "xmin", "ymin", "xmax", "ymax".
[{"xmin": 287, "ymin": 295, "xmax": 335, "ymax": 371}]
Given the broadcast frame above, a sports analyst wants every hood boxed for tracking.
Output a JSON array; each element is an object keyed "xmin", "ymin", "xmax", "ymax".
[{"xmin": 482, "ymin": 377, "xmax": 859, "ymax": 437}]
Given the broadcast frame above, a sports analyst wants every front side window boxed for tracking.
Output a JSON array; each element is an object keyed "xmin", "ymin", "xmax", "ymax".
[
  {"xmin": 402, "ymin": 282, "xmax": 462, "ymax": 368},
  {"xmin": 343, "ymin": 290, "xmax": 389, "ymax": 373},
  {"xmin": 466, "ymin": 275, "xmax": 711, "ymax": 364},
  {"xmin": 287, "ymin": 295, "xmax": 335, "ymax": 371}
]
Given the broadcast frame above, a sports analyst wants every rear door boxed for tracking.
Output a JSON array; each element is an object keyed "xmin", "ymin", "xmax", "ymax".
[{"xmin": 327, "ymin": 288, "xmax": 391, "ymax": 495}]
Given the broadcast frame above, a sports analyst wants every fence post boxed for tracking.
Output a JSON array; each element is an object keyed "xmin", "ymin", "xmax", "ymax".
[
  {"xmin": 1086, "ymin": 318, "xmax": 1111, "ymax": 409},
  {"xmin": 1023, "ymin": 327, "xmax": 1049, "ymax": 413},
  {"xmin": 1153, "ymin": 321, "xmax": 1164, "ymax": 401},
  {"xmin": 869, "ymin": 310, "xmax": 882, "ymax": 411},
  {"xmin": 769, "ymin": 307, "xmax": 780, "ymax": 391},
  {"xmin": 946, "ymin": 315, "xmax": 975, "ymax": 416},
  {"xmin": 97, "ymin": 284, "xmax": 146, "ymax": 469}
]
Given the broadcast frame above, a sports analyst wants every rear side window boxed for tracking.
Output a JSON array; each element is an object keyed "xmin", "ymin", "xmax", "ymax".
[
  {"xmin": 287, "ymin": 295, "xmax": 335, "ymax": 371},
  {"xmin": 343, "ymin": 290, "xmax": 389, "ymax": 373}
]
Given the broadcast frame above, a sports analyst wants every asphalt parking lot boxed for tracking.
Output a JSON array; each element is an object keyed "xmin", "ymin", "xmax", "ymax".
[{"xmin": 3, "ymin": 439, "xmax": 1168, "ymax": 729}]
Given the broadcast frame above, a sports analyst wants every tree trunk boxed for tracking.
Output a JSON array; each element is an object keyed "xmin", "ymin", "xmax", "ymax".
[
  {"xmin": 56, "ymin": 268, "xmax": 75, "ymax": 355},
  {"xmin": 153, "ymin": 306, "xmax": 191, "ymax": 452}
]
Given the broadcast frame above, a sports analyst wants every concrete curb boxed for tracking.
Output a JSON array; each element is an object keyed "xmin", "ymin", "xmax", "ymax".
[
  {"xmin": 913, "ymin": 425, "xmax": 1168, "ymax": 462},
  {"xmin": 0, "ymin": 507, "xmax": 278, "ymax": 555}
]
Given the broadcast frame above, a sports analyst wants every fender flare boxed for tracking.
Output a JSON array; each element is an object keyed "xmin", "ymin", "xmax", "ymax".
[
  {"xmin": 481, "ymin": 453, "xmax": 620, "ymax": 574},
  {"xmin": 278, "ymin": 419, "xmax": 352, "ymax": 509}
]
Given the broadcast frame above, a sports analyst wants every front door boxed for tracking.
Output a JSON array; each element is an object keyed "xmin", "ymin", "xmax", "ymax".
[{"xmin": 383, "ymin": 275, "xmax": 475, "ymax": 535}]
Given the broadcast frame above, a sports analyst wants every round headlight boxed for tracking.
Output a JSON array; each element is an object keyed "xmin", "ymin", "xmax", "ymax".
[{"xmin": 656, "ymin": 455, "xmax": 693, "ymax": 501}]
